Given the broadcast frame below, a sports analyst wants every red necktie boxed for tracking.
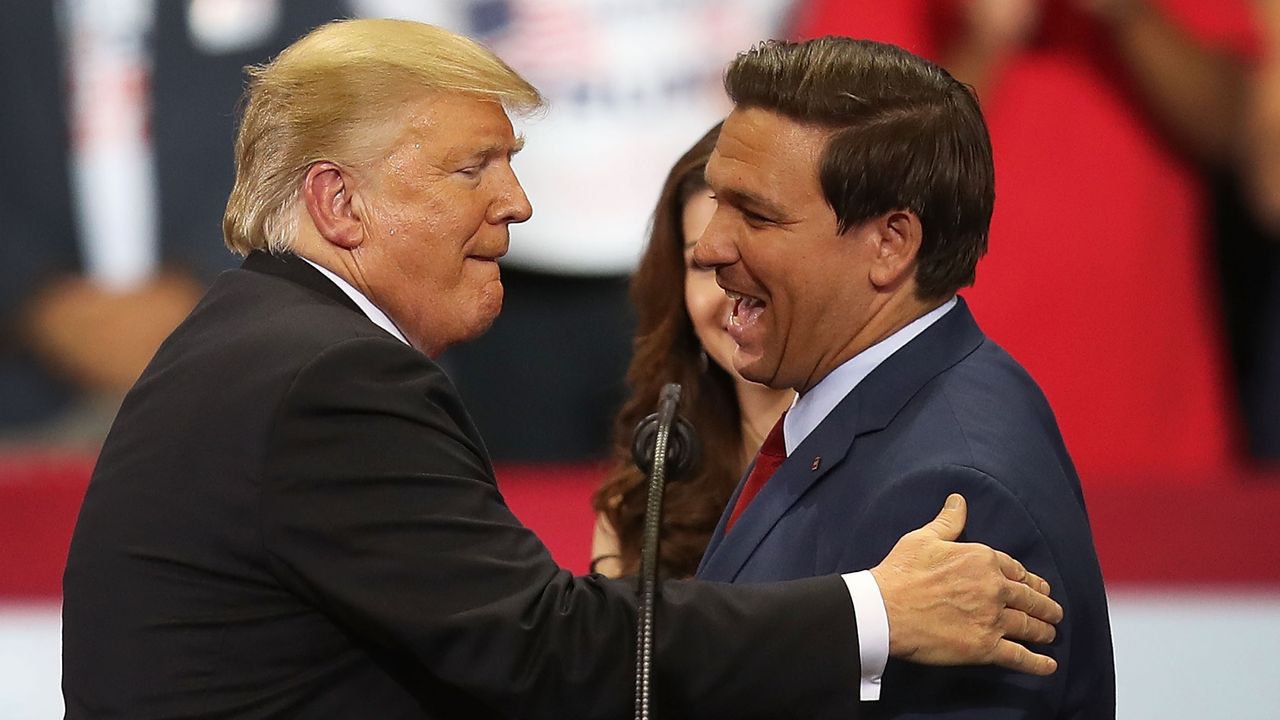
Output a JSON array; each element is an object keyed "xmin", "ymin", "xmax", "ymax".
[{"xmin": 725, "ymin": 413, "xmax": 787, "ymax": 533}]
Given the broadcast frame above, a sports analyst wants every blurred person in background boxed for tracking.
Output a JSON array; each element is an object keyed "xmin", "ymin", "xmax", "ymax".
[
  {"xmin": 0, "ymin": 1, "xmax": 81, "ymax": 440},
  {"xmin": 590, "ymin": 123, "xmax": 794, "ymax": 579},
  {"xmin": 945, "ymin": 0, "xmax": 1257, "ymax": 480},
  {"xmin": 964, "ymin": 0, "xmax": 1280, "ymax": 466},
  {"xmin": 1, "ymin": 0, "xmax": 344, "ymax": 447}
]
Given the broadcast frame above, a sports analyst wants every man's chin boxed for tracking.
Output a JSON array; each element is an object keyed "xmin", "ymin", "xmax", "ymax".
[
  {"xmin": 732, "ymin": 350, "xmax": 776, "ymax": 388},
  {"xmin": 467, "ymin": 304, "xmax": 502, "ymax": 343},
  {"xmin": 423, "ymin": 296, "xmax": 503, "ymax": 358},
  {"xmin": 474, "ymin": 284, "xmax": 504, "ymax": 331}
]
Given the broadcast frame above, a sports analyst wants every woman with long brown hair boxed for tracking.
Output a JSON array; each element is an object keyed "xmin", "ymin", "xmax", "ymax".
[{"xmin": 590, "ymin": 123, "xmax": 793, "ymax": 578}]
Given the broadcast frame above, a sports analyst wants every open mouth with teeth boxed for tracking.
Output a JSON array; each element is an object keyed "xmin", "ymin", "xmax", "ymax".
[{"xmin": 726, "ymin": 290, "xmax": 767, "ymax": 337}]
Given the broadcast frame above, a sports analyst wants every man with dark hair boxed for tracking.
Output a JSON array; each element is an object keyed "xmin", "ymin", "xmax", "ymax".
[{"xmin": 695, "ymin": 37, "xmax": 1115, "ymax": 718}]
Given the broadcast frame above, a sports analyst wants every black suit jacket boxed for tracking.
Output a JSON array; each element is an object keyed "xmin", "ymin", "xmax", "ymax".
[
  {"xmin": 698, "ymin": 300, "xmax": 1115, "ymax": 719},
  {"xmin": 62, "ymin": 252, "xmax": 865, "ymax": 719}
]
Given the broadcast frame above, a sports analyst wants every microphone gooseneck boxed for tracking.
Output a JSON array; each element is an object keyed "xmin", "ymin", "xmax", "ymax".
[{"xmin": 631, "ymin": 383, "xmax": 696, "ymax": 720}]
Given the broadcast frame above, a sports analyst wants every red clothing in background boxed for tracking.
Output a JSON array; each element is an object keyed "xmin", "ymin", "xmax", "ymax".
[{"xmin": 793, "ymin": 0, "xmax": 1257, "ymax": 483}]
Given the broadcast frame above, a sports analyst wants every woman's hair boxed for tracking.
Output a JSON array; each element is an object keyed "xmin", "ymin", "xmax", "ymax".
[
  {"xmin": 593, "ymin": 122, "xmax": 745, "ymax": 579},
  {"xmin": 223, "ymin": 19, "xmax": 542, "ymax": 256}
]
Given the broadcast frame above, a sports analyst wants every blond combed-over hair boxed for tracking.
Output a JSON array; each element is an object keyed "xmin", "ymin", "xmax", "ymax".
[{"xmin": 223, "ymin": 19, "xmax": 544, "ymax": 256}]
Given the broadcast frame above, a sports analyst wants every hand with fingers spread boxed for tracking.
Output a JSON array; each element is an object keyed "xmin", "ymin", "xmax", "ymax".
[{"xmin": 870, "ymin": 494, "xmax": 1063, "ymax": 676}]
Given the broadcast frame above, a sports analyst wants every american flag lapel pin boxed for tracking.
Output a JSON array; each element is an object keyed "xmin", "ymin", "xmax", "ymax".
[{"xmin": 811, "ymin": 456, "xmax": 822, "ymax": 471}]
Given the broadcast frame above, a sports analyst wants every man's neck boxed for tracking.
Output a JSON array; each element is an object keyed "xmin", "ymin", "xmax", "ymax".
[
  {"xmin": 798, "ymin": 293, "xmax": 946, "ymax": 395},
  {"xmin": 293, "ymin": 233, "xmax": 369, "ymax": 298},
  {"xmin": 735, "ymin": 380, "xmax": 795, "ymax": 467},
  {"xmin": 783, "ymin": 296, "xmax": 958, "ymax": 455},
  {"xmin": 296, "ymin": 256, "xmax": 412, "ymax": 348}
]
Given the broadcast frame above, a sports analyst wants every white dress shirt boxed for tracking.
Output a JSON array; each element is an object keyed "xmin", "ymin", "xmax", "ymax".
[{"xmin": 789, "ymin": 297, "xmax": 958, "ymax": 701}]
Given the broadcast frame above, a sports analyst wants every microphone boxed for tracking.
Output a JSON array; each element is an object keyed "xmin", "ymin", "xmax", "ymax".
[
  {"xmin": 630, "ymin": 393, "xmax": 698, "ymax": 479},
  {"xmin": 630, "ymin": 383, "xmax": 699, "ymax": 720}
]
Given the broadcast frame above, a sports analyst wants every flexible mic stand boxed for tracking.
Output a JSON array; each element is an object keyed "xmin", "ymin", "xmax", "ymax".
[{"xmin": 630, "ymin": 383, "xmax": 699, "ymax": 720}]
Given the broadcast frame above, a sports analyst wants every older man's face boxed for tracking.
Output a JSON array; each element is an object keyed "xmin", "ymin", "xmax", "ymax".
[{"xmin": 355, "ymin": 93, "xmax": 531, "ymax": 357}]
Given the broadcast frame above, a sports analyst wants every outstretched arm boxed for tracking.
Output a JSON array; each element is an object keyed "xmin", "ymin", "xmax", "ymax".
[{"xmin": 262, "ymin": 338, "xmax": 1061, "ymax": 718}]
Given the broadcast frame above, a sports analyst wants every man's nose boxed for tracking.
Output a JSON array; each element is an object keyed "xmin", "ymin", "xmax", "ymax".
[
  {"xmin": 491, "ymin": 166, "xmax": 533, "ymax": 225},
  {"xmin": 691, "ymin": 209, "xmax": 736, "ymax": 269}
]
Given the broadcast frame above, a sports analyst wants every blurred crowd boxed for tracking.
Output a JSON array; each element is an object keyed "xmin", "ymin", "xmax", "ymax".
[{"xmin": 2, "ymin": 0, "xmax": 1277, "ymax": 477}]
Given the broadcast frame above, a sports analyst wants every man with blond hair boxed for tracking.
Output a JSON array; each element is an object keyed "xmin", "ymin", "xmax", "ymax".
[{"xmin": 63, "ymin": 20, "xmax": 1061, "ymax": 718}]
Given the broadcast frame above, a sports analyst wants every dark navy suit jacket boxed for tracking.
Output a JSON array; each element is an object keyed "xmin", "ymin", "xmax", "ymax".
[{"xmin": 697, "ymin": 299, "xmax": 1115, "ymax": 719}]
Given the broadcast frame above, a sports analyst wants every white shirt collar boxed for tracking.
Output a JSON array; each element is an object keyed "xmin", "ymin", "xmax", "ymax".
[
  {"xmin": 298, "ymin": 257, "xmax": 411, "ymax": 346},
  {"xmin": 783, "ymin": 297, "xmax": 957, "ymax": 455}
]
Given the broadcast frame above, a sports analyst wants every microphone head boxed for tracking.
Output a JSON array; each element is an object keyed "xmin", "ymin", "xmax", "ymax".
[{"xmin": 632, "ymin": 412, "xmax": 700, "ymax": 479}]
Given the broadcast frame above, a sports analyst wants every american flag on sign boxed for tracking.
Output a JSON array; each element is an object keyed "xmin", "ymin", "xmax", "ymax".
[{"xmin": 481, "ymin": 0, "xmax": 603, "ymax": 86}]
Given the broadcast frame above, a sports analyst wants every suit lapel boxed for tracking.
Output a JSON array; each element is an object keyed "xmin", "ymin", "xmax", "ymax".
[
  {"xmin": 698, "ymin": 474, "xmax": 741, "ymax": 570},
  {"xmin": 698, "ymin": 398, "xmax": 862, "ymax": 580},
  {"xmin": 697, "ymin": 299, "xmax": 987, "ymax": 581}
]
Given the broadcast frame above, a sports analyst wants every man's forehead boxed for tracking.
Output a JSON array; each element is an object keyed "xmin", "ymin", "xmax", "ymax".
[
  {"xmin": 396, "ymin": 93, "xmax": 521, "ymax": 153},
  {"xmin": 400, "ymin": 92, "xmax": 516, "ymax": 136},
  {"xmin": 719, "ymin": 107, "xmax": 828, "ymax": 155},
  {"xmin": 706, "ymin": 108, "xmax": 827, "ymax": 196}
]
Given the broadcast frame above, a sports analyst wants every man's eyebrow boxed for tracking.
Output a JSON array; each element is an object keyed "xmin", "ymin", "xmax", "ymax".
[
  {"xmin": 713, "ymin": 185, "xmax": 786, "ymax": 218},
  {"xmin": 460, "ymin": 135, "xmax": 526, "ymax": 165},
  {"xmin": 483, "ymin": 134, "xmax": 526, "ymax": 159}
]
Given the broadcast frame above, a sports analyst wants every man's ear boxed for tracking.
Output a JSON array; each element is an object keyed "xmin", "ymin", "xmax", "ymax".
[
  {"xmin": 868, "ymin": 210, "xmax": 922, "ymax": 290},
  {"xmin": 302, "ymin": 161, "xmax": 364, "ymax": 250}
]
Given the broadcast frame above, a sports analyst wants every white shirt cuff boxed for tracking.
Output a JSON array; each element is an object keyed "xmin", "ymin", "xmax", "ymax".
[{"xmin": 842, "ymin": 569, "xmax": 889, "ymax": 701}]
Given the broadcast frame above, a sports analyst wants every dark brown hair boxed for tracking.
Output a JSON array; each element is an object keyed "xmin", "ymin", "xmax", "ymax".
[
  {"xmin": 725, "ymin": 36, "xmax": 994, "ymax": 299},
  {"xmin": 592, "ymin": 123, "xmax": 746, "ymax": 579}
]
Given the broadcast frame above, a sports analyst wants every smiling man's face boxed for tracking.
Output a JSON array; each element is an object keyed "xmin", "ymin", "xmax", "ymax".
[
  {"xmin": 693, "ymin": 107, "xmax": 882, "ymax": 393},
  {"xmin": 354, "ymin": 93, "xmax": 532, "ymax": 357}
]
